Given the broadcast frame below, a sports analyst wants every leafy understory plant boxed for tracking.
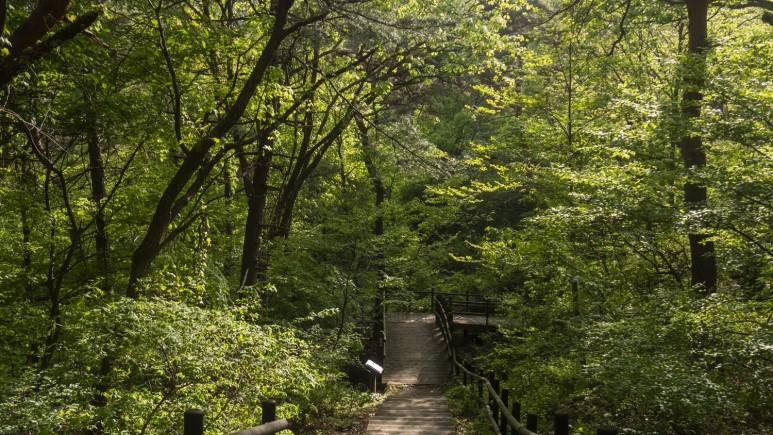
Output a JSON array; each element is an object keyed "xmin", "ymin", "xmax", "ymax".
[{"xmin": 0, "ymin": 297, "xmax": 347, "ymax": 434}]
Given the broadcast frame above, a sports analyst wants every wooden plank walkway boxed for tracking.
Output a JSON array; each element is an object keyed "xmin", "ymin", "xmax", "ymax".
[
  {"xmin": 367, "ymin": 314, "xmax": 455, "ymax": 434},
  {"xmin": 382, "ymin": 313, "xmax": 451, "ymax": 385},
  {"xmin": 366, "ymin": 386, "xmax": 455, "ymax": 434}
]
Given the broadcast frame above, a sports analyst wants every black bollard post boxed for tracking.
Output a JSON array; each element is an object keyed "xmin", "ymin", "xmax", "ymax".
[
  {"xmin": 184, "ymin": 409, "xmax": 204, "ymax": 435},
  {"xmin": 597, "ymin": 425, "xmax": 618, "ymax": 435},
  {"xmin": 526, "ymin": 413, "xmax": 538, "ymax": 432},
  {"xmin": 261, "ymin": 400, "xmax": 277, "ymax": 424},
  {"xmin": 554, "ymin": 411, "xmax": 569, "ymax": 435}
]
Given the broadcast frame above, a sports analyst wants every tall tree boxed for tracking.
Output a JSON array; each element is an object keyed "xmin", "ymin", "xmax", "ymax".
[
  {"xmin": 126, "ymin": 0, "xmax": 309, "ymax": 294},
  {"xmin": 680, "ymin": 0, "xmax": 717, "ymax": 292}
]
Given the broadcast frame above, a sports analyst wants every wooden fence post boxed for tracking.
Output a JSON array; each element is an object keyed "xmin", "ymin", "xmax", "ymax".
[
  {"xmin": 512, "ymin": 402, "xmax": 521, "ymax": 435},
  {"xmin": 526, "ymin": 413, "xmax": 538, "ymax": 432},
  {"xmin": 261, "ymin": 400, "xmax": 277, "ymax": 424},
  {"xmin": 430, "ymin": 289, "xmax": 435, "ymax": 319},
  {"xmin": 597, "ymin": 425, "xmax": 618, "ymax": 435},
  {"xmin": 489, "ymin": 375, "xmax": 500, "ymax": 423},
  {"xmin": 184, "ymin": 409, "xmax": 204, "ymax": 435},
  {"xmin": 499, "ymin": 389, "xmax": 509, "ymax": 432},
  {"xmin": 554, "ymin": 411, "xmax": 569, "ymax": 435}
]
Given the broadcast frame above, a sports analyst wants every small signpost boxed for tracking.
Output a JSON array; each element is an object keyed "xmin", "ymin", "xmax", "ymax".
[{"xmin": 365, "ymin": 359, "xmax": 383, "ymax": 392}]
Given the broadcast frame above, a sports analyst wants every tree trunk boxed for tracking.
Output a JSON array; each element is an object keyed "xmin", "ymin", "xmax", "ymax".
[
  {"xmin": 680, "ymin": 0, "xmax": 717, "ymax": 293},
  {"xmin": 4, "ymin": 0, "xmax": 71, "ymax": 60},
  {"xmin": 222, "ymin": 159, "xmax": 236, "ymax": 277},
  {"xmin": 356, "ymin": 117, "xmax": 385, "ymax": 237},
  {"xmin": 239, "ymin": 146, "xmax": 273, "ymax": 288},
  {"xmin": 356, "ymin": 115, "xmax": 388, "ymax": 303},
  {"xmin": 0, "ymin": 5, "xmax": 98, "ymax": 87},
  {"xmin": 127, "ymin": 0, "xmax": 296, "ymax": 295},
  {"xmin": 87, "ymin": 99, "xmax": 111, "ymax": 292}
]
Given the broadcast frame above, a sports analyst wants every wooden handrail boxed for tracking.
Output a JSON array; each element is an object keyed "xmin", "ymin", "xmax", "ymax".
[
  {"xmin": 382, "ymin": 291, "xmax": 615, "ymax": 435},
  {"xmin": 434, "ymin": 297, "xmax": 456, "ymax": 367},
  {"xmin": 230, "ymin": 419, "xmax": 289, "ymax": 435},
  {"xmin": 184, "ymin": 400, "xmax": 288, "ymax": 435},
  {"xmin": 454, "ymin": 363, "xmax": 536, "ymax": 435},
  {"xmin": 381, "ymin": 289, "xmax": 387, "ymax": 361},
  {"xmin": 434, "ymin": 296, "xmax": 536, "ymax": 435},
  {"xmin": 384, "ymin": 289, "xmax": 498, "ymax": 327}
]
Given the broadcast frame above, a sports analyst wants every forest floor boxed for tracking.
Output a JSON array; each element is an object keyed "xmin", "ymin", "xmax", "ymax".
[{"xmin": 331, "ymin": 414, "xmax": 371, "ymax": 434}]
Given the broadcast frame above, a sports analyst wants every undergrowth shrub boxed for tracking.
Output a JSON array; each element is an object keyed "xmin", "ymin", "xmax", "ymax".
[{"xmin": 0, "ymin": 297, "xmax": 356, "ymax": 434}]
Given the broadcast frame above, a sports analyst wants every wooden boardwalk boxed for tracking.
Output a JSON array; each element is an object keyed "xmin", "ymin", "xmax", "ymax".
[
  {"xmin": 367, "ymin": 313, "xmax": 455, "ymax": 434},
  {"xmin": 366, "ymin": 386, "xmax": 455, "ymax": 434},
  {"xmin": 382, "ymin": 313, "xmax": 451, "ymax": 385}
]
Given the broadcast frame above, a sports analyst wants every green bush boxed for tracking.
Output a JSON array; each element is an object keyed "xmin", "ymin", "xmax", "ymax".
[{"xmin": 0, "ymin": 297, "xmax": 350, "ymax": 434}]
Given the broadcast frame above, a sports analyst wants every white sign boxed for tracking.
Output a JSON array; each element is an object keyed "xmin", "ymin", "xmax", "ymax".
[{"xmin": 365, "ymin": 360, "xmax": 383, "ymax": 374}]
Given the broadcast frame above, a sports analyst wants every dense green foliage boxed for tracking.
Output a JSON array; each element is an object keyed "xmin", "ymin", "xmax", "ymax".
[
  {"xmin": 1, "ymin": 0, "xmax": 771, "ymax": 433},
  {"xmin": 1, "ymin": 298, "xmax": 346, "ymax": 433}
]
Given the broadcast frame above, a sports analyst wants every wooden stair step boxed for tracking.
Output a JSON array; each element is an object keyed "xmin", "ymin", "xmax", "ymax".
[
  {"xmin": 366, "ymin": 385, "xmax": 455, "ymax": 435},
  {"xmin": 382, "ymin": 314, "xmax": 451, "ymax": 386}
]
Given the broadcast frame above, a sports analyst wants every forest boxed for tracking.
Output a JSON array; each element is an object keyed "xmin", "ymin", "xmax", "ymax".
[{"xmin": 1, "ymin": 0, "xmax": 771, "ymax": 433}]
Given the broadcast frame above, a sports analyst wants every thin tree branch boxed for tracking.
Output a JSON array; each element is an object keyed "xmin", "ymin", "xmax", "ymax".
[
  {"xmin": 607, "ymin": 0, "xmax": 632, "ymax": 56},
  {"xmin": 149, "ymin": 0, "xmax": 184, "ymax": 146}
]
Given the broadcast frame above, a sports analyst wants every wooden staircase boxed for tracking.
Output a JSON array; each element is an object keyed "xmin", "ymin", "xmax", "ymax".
[
  {"xmin": 366, "ymin": 313, "xmax": 455, "ymax": 434},
  {"xmin": 365, "ymin": 386, "xmax": 455, "ymax": 434},
  {"xmin": 381, "ymin": 313, "xmax": 452, "ymax": 385}
]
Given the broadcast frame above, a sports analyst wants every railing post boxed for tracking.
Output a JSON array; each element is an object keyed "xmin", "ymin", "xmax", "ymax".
[
  {"xmin": 554, "ymin": 411, "xmax": 569, "ymax": 435},
  {"xmin": 526, "ymin": 413, "xmax": 538, "ymax": 432},
  {"xmin": 597, "ymin": 425, "xmax": 618, "ymax": 435},
  {"xmin": 451, "ymin": 347, "xmax": 457, "ymax": 378},
  {"xmin": 499, "ymin": 388, "xmax": 509, "ymax": 432},
  {"xmin": 488, "ymin": 374, "xmax": 499, "ymax": 423},
  {"xmin": 184, "ymin": 409, "xmax": 204, "ymax": 435},
  {"xmin": 512, "ymin": 402, "xmax": 521, "ymax": 435},
  {"xmin": 434, "ymin": 296, "xmax": 438, "ymax": 325},
  {"xmin": 261, "ymin": 400, "xmax": 277, "ymax": 424}
]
